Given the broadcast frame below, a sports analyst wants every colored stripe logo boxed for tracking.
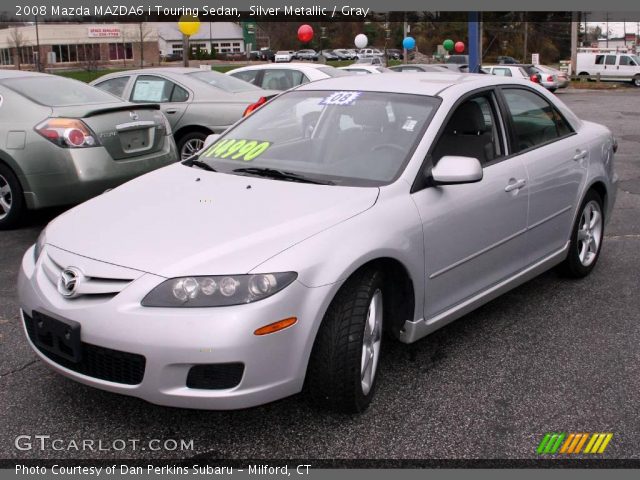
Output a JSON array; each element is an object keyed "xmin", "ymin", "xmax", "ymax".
[{"xmin": 537, "ymin": 433, "xmax": 613, "ymax": 454}]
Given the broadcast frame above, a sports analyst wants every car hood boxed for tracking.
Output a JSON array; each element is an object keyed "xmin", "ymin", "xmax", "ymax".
[{"xmin": 45, "ymin": 164, "xmax": 379, "ymax": 278}]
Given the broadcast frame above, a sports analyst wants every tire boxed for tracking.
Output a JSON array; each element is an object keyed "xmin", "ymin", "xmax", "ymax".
[
  {"xmin": 176, "ymin": 131, "xmax": 209, "ymax": 161},
  {"xmin": 306, "ymin": 268, "xmax": 384, "ymax": 413},
  {"xmin": 632, "ymin": 75, "xmax": 640, "ymax": 87},
  {"xmin": 0, "ymin": 163, "xmax": 26, "ymax": 230},
  {"xmin": 557, "ymin": 190, "xmax": 604, "ymax": 278}
]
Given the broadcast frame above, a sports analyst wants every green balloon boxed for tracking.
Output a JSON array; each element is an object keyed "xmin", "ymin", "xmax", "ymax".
[{"xmin": 443, "ymin": 39, "xmax": 454, "ymax": 51}]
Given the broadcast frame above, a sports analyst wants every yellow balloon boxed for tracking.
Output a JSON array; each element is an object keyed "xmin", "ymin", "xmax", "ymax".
[{"xmin": 178, "ymin": 15, "xmax": 200, "ymax": 36}]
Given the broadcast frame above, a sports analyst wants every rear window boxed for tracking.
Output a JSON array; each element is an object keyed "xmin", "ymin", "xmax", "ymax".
[
  {"xmin": 317, "ymin": 67, "xmax": 351, "ymax": 77},
  {"xmin": 2, "ymin": 76, "xmax": 120, "ymax": 106},
  {"xmin": 186, "ymin": 71, "xmax": 261, "ymax": 93}
]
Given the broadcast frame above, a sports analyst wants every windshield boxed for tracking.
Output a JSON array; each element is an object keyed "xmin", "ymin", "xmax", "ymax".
[
  {"xmin": 196, "ymin": 90, "xmax": 439, "ymax": 186},
  {"xmin": 186, "ymin": 71, "xmax": 261, "ymax": 93},
  {"xmin": 2, "ymin": 76, "xmax": 121, "ymax": 106}
]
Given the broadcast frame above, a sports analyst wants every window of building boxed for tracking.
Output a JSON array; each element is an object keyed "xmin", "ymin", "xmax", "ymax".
[
  {"xmin": 20, "ymin": 46, "xmax": 35, "ymax": 64},
  {"xmin": 0, "ymin": 48, "xmax": 12, "ymax": 65},
  {"xmin": 108, "ymin": 42, "xmax": 133, "ymax": 61}
]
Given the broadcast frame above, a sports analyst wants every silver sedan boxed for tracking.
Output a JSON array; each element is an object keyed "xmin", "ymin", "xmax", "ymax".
[
  {"xmin": 19, "ymin": 73, "xmax": 617, "ymax": 413},
  {"xmin": 91, "ymin": 68, "xmax": 278, "ymax": 160}
]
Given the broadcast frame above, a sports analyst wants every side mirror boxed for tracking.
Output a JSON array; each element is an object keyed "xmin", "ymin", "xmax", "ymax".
[
  {"xmin": 431, "ymin": 156, "xmax": 483, "ymax": 185},
  {"xmin": 203, "ymin": 134, "xmax": 220, "ymax": 150}
]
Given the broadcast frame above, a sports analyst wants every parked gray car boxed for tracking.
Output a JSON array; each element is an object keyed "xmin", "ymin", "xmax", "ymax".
[
  {"xmin": 0, "ymin": 70, "xmax": 177, "ymax": 229},
  {"xmin": 91, "ymin": 68, "xmax": 278, "ymax": 160}
]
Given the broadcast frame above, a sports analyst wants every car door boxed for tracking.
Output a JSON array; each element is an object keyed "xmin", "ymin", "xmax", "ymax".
[
  {"xmin": 411, "ymin": 90, "xmax": 530, "ymax": 320},
  {"xmin": 617, "ymin": 55, "xmax": 639, "ymax": 80},
  {"xmin": 129, "ymin": 75, "xmax": 189, "ymax": 131},
  {"xmin": 603, "ymin": 55, "xmax": 618, "ymax": 76},
  {"xmin": 499, "ymin": 86, "xmax": 588, "ymax": 264}
]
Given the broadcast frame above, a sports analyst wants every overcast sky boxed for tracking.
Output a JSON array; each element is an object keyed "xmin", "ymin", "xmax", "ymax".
[{"xmin": 589, "ymin": 21, "xmax": 640, "ymax": 38}]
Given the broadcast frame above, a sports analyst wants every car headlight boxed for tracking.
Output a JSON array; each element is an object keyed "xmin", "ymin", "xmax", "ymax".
[
  {"xmin": 33, "ymin": 229, "xmax": 47, "ymax": 262},
  {"xmin": 141, "ymin": 272, "xmax": 297, "ymax": 307}
]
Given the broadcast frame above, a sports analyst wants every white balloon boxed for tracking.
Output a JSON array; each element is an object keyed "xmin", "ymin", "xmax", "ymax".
[{"xmin": 354, "ymin": 34, "xmax": 368, "ymax": 49}]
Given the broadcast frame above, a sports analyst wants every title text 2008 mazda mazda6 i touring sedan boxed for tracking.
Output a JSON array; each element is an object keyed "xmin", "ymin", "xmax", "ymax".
[{"xmin": 18, "ymin": 73, "xmax": 617, "ymax": 412}]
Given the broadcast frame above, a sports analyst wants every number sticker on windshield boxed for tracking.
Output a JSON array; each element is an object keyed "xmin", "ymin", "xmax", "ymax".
[
  {"xmin": 202, "ymin": 139, "xmax": 271, "ymax": 162},
  {"xmin": 320, "ymin": 91, "xmax": 361, "ymax": 106}
]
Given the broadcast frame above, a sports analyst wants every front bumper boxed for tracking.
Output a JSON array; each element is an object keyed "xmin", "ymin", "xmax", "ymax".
[
  {"xmin": 22, "ymin": 138, "xmax": 178, "ymax": 210},
  {"xmin": 18, "ymin": 245, "xmax": 334, "ymax": 409}
]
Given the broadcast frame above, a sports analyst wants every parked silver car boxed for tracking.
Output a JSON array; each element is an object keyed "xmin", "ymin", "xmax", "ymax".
[
  {"xmin": 0, "ymin": 70, "xmax": 177, "ymax": 229},
  {"xmin": 19, "ymin": 73, "xmax": 617, "ymax": 412},
  {"xmin": 91, "ymin": 68, "xmax": 277, "ymax": 160}
]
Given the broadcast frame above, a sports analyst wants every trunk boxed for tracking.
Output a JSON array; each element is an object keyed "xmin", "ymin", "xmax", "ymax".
[{"xmin": 53, "ymin": 104, "xmax": 168, "ymax": 161}]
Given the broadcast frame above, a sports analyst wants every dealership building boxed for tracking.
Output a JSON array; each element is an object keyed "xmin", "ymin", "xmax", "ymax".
[{"xmin": 0, "ymin": 22, "xmax": 247, "ymax": 69}]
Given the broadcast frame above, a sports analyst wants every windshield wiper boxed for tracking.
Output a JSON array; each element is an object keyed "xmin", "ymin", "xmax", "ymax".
[
  {"xmin": 185, "ymin": 159, "xmax": 217, "ymax": 172},
  {"xmin": 232, "ymin": 167, "xmax": 333, "ymax": 185}
]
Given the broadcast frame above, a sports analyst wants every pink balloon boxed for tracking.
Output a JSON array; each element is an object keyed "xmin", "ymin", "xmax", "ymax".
[
  {"xmin": 454, "ymin": 41, "xmax": 465, "ymax": 53},
  {"xmin": 298, "ymin": 24, "xmax": 314, "ymax": 43}
]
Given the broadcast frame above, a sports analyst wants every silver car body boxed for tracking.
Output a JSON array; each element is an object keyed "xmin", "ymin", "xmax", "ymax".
[
  {"xmin": 90, "ymin": 68, "xmax": 277, "ymax": 159},
  {"xmin": 18, "ymin": 73, "xmax": 617, "ymax": 409},
  {"xmin": 0, "ymin": 70, "xmax": 177, "ymax": 214}
]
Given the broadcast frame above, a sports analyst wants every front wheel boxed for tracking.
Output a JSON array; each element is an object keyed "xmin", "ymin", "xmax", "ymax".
[
  {"xmin": 558, "ymin": 190, "xmax": 604, "ymax": 278},
  {"xmin": 306, "ymin": 269, "xmax": 384, "ymax": 413}
]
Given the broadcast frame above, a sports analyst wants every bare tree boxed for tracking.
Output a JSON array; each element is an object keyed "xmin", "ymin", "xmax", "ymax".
[
  {"xmin": 7, "ymin": 27, "xmax": 29, "ymax": 70},
  {"xmin": 127, "ymin": 23, "xmax": 153, "ymax": 68}
]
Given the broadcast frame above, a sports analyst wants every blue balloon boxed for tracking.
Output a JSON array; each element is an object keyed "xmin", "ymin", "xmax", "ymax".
[{"xmin": 402, "ymin": 37, "xmax": 416, "ymax": 50}]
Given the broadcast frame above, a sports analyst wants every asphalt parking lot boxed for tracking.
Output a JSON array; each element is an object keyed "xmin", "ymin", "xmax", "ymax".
[{"xmin": 1, "ymin": 89, "xmax": 639, "ymax": 462}]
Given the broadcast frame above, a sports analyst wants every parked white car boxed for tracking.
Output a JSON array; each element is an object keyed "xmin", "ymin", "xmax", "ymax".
[
  {"xmin": 274, "ymin": 50, "xmax": 295, "ymax": 63},
  {"xmin": 357, "ymin": 48, "xmax": 384, "ymax": 59},
  {"xmin": 338, "ymin": 65, "xmax": 391, "ymax": 75},
  {"xmin": 19, "ymin": 73, "xmax": 617, "ymax": 413},
  {"xmin": 576, "ymin": 51, "xmax": 640, "ymax": 86},
  {"xmin": 227, "ymin": 63, "xmax": 350, "ymax": 91}
]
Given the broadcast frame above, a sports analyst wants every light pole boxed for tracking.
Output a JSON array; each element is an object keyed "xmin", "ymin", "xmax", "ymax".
[{"xmin": 34, "ymin": 14, "xmax": 41, "ymax": 72}]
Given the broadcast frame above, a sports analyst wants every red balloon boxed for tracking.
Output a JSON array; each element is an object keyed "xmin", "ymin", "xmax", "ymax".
[
  {"xmin": 454, "ymin": 41, "xmax": 465, "ymax": 53},
  {"xmin": 298, "ymin": 24, "xmax": 314, "ymax": 43}
]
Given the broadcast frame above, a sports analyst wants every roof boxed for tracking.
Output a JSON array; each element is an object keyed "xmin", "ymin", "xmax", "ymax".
[
  {"xmin": 155, "ymin": 22, "xmax": 243, "ymax": 41},
  {"xmin": 295, "ymin": 72, "xmax": 521, "ymax": 97},
  {"xmin": 230, "ymin": 63, "xmax": 338, "ymax": 72},
  {"xmin": 0, "ymin": 70, "xmax": 50, "ymax": 80}
]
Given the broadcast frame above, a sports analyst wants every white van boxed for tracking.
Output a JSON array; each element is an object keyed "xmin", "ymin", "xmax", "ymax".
[{"xmin": 576, "ymin": 52, "xmax": 640, "ymax": 86}]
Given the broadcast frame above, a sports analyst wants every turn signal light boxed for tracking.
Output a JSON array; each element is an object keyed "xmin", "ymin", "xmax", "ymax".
[
  {"xmin": 254, "ymin": 317, "xmax": 297, "ymax": 336},
  {"xmin": 243, "ymin": 96, "xmax": 268, "ymax": 117}
]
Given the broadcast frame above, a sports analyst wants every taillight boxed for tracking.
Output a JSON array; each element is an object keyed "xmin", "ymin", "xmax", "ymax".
[
  {"xmin": 546, "ymin": 75, "xmax": 554, "ymax": 82},
  {"xmin": 530, "ymin": 74, "xmax": 540, "ymax": 83},
  {"xmin": 35, "ymin": 118, "xmax": 99, "ymax": 148},
  {"xmin": 243, "ymin": 96, "xmax": 268, "ymax": 117}
]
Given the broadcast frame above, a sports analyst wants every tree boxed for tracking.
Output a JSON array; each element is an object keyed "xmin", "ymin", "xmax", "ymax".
[
  {"xmin": 127, "ymin": 22, "xmax": 153, "ymax": 68},
  {"xmin": 7, "ymin": 27, "xmax": 29, "ymax": 70}
]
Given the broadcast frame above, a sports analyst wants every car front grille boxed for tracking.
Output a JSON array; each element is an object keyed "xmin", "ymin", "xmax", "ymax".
[
  {"xmin": 23, "ymin": 312, "xmax": 146, "ymax": 385},
  {"xmin": 187, "ymin": 363, "xmax": 244, "ymax": 390}
]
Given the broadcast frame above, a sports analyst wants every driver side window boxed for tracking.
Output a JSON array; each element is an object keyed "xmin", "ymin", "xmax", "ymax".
[{"xmin": 431, "ymin": 93, "xmax": 504, "ymax": 166}]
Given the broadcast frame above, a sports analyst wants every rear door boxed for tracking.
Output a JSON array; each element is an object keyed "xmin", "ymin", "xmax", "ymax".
[
  {"xmin": 603, "ymin": 55, "xmax": 618, "ymax": 76},
  {"xmin": 129, "ymin": 75, "xmax": 189, "ymax": 130},
  {"xmin": 499, "ymin": 86, "xmax": 588, "ymax": 263}
]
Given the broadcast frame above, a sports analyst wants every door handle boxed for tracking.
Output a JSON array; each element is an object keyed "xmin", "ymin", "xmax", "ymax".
[
  {"xmin": 165, "ymin": 109, "xmax": 178, "ymax": 114},
  {"xmin": 505, "ymin": 179, "xmax": 527, "ymax": 192},
  {"xmin": 573, "ymin": 149, "xmax": 588, "ymax": 161}
]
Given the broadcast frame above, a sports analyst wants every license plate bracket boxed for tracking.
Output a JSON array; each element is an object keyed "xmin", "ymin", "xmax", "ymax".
[{"xmin": 31, "ymin": 311, "xmax": 82, "ymax": 363}]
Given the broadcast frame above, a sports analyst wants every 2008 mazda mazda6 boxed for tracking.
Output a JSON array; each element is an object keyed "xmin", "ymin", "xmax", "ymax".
[{"xmin": 18, "ymin": 73, "xmax": 617, "ymax": 412}]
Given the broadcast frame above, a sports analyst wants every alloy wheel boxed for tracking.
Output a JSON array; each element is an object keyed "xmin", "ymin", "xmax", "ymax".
[
  {"xmin": 0, "ymin": 174, "xmax": 12, "ymax": 220},
  {"xmin": 577, "ymin": 200, "xmax": 603, "ymax": 267},
  {"xmin": 181, "ymin": 138, "xmax": 205, "ymax": 160},
  {"xmin": 361, "ymin": 289, "xmax": 383, "ymax": 395}
]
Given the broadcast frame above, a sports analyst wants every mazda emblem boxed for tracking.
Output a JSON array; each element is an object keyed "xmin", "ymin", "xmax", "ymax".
[
  {"xmin": 58, "ymin": 267, "xmax": 82, "ymax": 298},
  {"xmin": 129, "ymin": 111, "xmax": 139, "ymax": 121}
]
